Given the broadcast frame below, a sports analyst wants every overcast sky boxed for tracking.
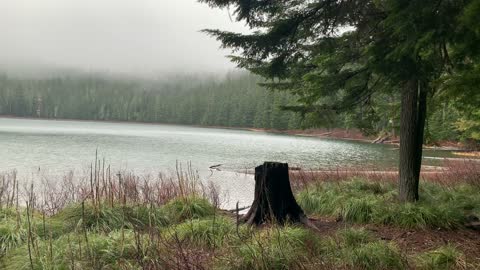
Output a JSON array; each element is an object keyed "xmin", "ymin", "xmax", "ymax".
[{"xmin": 0, "ymin": 0, "xmax": 247, "ymax": 76}]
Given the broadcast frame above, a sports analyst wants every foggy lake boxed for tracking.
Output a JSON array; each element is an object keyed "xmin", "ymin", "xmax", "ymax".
[
  {"xmin": 0, "ymin": 117, "xmax": 401, "ymax": 172},
  {"xmin": 0, "ymin": 117, "xmax": 454, "ymax": 208}
]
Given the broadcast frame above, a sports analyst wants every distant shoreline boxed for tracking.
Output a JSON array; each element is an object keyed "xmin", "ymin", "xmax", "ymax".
[
  {"xmin": 0, "ymin": 115, "xmax": 378, "ymax": 140},
  {"xmin": 0, "ymin": 115, "xmax": 467, "ymax": 151},
  {"xmin": 0, "ymin": 114, "xmax": 258, "ymax": 132}
]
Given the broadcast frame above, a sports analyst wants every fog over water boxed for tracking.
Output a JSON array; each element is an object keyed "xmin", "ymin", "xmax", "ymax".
[{"xmin": 0, "ymin": 0, "xmax": 246, "ymax": 76}]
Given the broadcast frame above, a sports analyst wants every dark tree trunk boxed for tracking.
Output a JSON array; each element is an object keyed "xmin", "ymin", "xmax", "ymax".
[
  {"xmin": 414, "ymin": 83, "xmax": 427, "ymax": 185},
  {"xmin": 399, "ymin": 79, "xmax": 427, "ymax": 202},
  {"xmin": 242, "ymin": 162, "xmax": 312, "ymax": 226}
]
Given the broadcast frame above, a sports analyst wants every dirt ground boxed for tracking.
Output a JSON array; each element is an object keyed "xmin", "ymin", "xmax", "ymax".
[{"xmin": 312, "ymin": 217, "xmax": 480, "ymax": 265}]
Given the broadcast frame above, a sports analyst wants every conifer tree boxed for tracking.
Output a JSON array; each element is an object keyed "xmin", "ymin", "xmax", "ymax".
[{"xmin": 199, "ymin": 0, "xmax": 479, "ymax": 201}]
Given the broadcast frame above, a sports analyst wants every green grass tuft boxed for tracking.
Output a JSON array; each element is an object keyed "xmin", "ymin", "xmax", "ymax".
[
  {"xmin": 0, "ymin": 221, "xmax": 26, "ymax": 257},
  {"xmin": 0, "ymin": 208, "xmax": 21, "ymax": 222},
  {"xmin": 322, "ymin": 228, "xmax": 407, "ymax": 270},
  {"xmin": 0, "ymin": 208, "xmax": 65, "ymax": 255},
  {"xmin": 337, "ymin": 228, "xmax": 373, "ymax": 247},
  {"xmin": 352, "ymin": 180, "xmax": 388, "ymax": 195},
  {"xmin": 342, "ymin": 241, "xmax": 406, "ymax": 270},
  {"xmin": 167, "ymin": 216, "xmax": 235, "ymax": 248},
  {"xmin": 341, "ymin": 197, "xmax": 376, "ymax": 223},
  {"xmin": 297, "ymin": 179, "xmax": 480, "ymax": 229},
  {"xmin": 416, "ymin": 245, "xmax": 466, "ymax": 270},
  {"xmin": 126, "ymin": 205, "xmax": 170, "ymax": 228},
  {"xmin": 52, "ymin": 203, "xmax": 170, "ymax": 233},
  {"xmin": 163, "ymin": 196, "xmax": 215, "ymax": 223},
  {"xmin": 2, "ymin": 230, "xmax": 141, "ymax": 269},
  {"xmin": 220, "ymin": 225, "xmax": 322, "ymax": 270},
  {"xmin": 53, "ymin": 203, "xmax": 126, "ymax": 232}
]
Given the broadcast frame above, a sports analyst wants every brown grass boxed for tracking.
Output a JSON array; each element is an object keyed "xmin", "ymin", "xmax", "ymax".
[
  {"xmin": 289, "ymin": 158, "xmax": 480, "ymax": 191},
  {"xmin": 0, "ymin": 161, "xmax": 219, "ymax": 216}
]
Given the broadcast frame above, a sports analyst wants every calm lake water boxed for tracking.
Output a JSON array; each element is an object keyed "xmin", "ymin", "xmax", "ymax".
[{"xmin": 0, "ymin": 117, "xmax": 455, "ymax": 208}]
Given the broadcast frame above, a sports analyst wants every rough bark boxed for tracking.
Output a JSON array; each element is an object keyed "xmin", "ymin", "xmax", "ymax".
[
  {"xmin": 242, "ymin": 162, "xmax": 314, "ymax": 228},
  {"xmin": 399, "ymin": 79, "xmax": 427, "ymax": 202},
  {"xmin": 414, "ymin": 83, "xmax": 428, "ymax": 190}
]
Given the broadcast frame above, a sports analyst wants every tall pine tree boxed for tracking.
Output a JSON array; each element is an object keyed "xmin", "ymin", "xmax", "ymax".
[{"xmin": 199, "ymin": 0, "xmax": 479, "ymax": 202}]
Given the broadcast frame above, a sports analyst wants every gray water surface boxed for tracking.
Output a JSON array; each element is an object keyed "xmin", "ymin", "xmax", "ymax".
[
  {"xmin": 0, "ymin": 117, "xmax": 454, "ymax": 208},
  {"xmin": 0, "ymin": 117, "xmax": 400, "ymax": 173}
]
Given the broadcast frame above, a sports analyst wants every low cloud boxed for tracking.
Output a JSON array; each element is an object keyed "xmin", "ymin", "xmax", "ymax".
[{"xmin": 0, "ymin": 0, "xmax": 246, "ymax": 76}]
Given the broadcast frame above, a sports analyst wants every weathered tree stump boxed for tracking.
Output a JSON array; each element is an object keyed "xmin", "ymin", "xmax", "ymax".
[{"xmin": 242, "ymin": 162, "xmax": 316, "ymax": 229}]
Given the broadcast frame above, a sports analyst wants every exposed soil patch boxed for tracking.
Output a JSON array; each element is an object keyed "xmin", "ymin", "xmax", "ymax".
[
  {"xmin": 249, "ymin": 127, "xmax": 471, "ymax": 150},
  {"xmin": 311, "ymin": 217, "xmax": 480, "ymax": 264},
  {"xmin": 249, "ymin": 127, "xmax": 376, "ymax": 142}
]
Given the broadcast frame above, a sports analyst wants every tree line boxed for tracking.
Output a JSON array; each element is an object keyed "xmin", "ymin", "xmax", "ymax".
[
  {"xmin": 0, "ymin": 72, "xmax": 304, "ymax": 129},
  {"xmin": 0, "ymin": 71, "xmax": 471, "ymax": 143}
]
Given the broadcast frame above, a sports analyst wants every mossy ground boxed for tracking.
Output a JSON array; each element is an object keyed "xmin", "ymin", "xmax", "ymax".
[{"xmin": 1, "ymin": 179, "xmax": 479, "ymax": 269}]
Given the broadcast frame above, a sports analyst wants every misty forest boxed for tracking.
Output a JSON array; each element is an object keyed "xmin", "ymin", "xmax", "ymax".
[
  {"xmin": 1, "ymin": 0, "xmax": 480, "ymax": 270},
  {"xmin": 0, "ymin": 71, "xmax": 474, "ymax": 143}
]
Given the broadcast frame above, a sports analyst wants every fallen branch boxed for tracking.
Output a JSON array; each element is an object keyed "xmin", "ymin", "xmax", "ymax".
[
  {"xmin": 209, "ymin": 164, "xmax": 223, "ymax": 171},
  {"xmin": 226, "ymin": 205, "xmax": 251, "ymax": 213}
]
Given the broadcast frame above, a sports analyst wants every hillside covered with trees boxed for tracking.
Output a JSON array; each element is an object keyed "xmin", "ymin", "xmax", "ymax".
[
  {"xmin": 0, "ymin": 72, "xmax": 302, "ymax": 129},
  {"xmin": 0, "ymin": 71, "xmax": 472, "ymax": 144}
]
